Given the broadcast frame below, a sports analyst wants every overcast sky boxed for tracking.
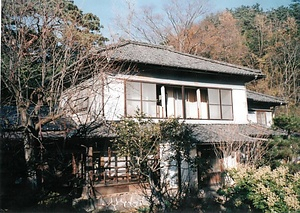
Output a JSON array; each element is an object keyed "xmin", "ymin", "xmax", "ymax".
[{"xmin": 73, "ymin": 0, "xmax": 293, "ymax": 41}]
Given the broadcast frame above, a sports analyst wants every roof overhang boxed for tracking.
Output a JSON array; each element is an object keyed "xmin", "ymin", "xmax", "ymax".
[{"xmin": 190, "ymin": 123, "xmax": 285, "ymax": 144}]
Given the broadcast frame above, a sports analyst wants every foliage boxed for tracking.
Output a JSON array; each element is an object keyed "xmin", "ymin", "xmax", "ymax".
[
  {"xmin": 1, "ymin": 0, "xmax": 106, "ymax": 107},
  {"xmin": 112, "ymin": 113, "xmax": 196, "ymax": 212},
  {"xmin": 1, "ymin": 0, "xmax": 108, "ymax": 209},
  {"xmin": 261, "ymin": 115, "xmax": 300, "ymax": 172},
  {"xmin": 112, "ymin": 111, "xmax": 160, "ymax": 178},
  {"xmin": 263, "ymin": 136, "xmax": 300, "ymax": 172},
  {"xmin": 219, "ymin": 165, "xmax": 300, "ymax": 212},
  {"xmin": 231, "ymin": 3, "xmax": 300, "ymax": 106},
  {"xmin": 273, "ymin": 115, "xmax": 300, "ymax": 134},
  {"xmin": 38, "ymin": 191, "xmax": 69, "ymax": 208},
  {"xmin": 159, "ymin": 117, "xmax": 195, "ymax": 163},
  {"xmin": 114, "ymin": 0, "xmax": 209, "ymax": 46}
]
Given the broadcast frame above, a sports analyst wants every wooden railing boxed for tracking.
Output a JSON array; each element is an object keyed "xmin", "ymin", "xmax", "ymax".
[{"xmin": 89, "ymin": 148, "xmax": 139, "ymax": 185}]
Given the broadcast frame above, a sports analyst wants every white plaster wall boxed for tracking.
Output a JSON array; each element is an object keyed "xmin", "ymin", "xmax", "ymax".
[
  {"xmin": 160, "ymin": 143, "xmax": 178, "ymax": 189},
  {"xmin": 160, "ymin": 143, "xmax": 198, "ymax": 191},
  {"xmin": 88, "ymin": 80, "xmax": 104, "ymax": 121},
  {"xmin": 184, "ymin": 148, "xmax": 198, "ymax": 189},
  {"xmin": 266, "ymin": 111, "xmax": 273, "ymax": 127},
  {"xmin": 247, "ymin": 111, "xmax": 257, "ymax": 124},
  {"xmin": 103, "ymin": 76, "xmax": 124, "ymax": 120},
  {"xmin": 60, "ymin": 84, "xmax": 93, "ymax": 125},
  {"xmin": 232, "ymin": 89, "xmax": 248, "ymax": 124},
  {"xmin": 223, "ymin": 152, "xmax": 237, "ymax": 169}
]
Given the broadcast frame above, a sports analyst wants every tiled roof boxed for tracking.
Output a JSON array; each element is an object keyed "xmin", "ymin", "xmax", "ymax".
[
  {"xmin": 1, "ymin": 106, "xmax": 76, "ymax": 132},
  {"xmin": 68, "ymin": 122, "xmax": 115, "ymax": 138},
  {"xmin": 190, "ymin": 124, "xmax": 284, "ymax": 143},
  {"xmin": 247, "ymin": 90, "xmax": 286, "ymax": 105},
  {"xmin": 102, "ymin": 41, "xmax": 264, "ymax": 78},
  {"xmin": 75, "ymin": 122, "xmax": 284, "ymax": 143}
]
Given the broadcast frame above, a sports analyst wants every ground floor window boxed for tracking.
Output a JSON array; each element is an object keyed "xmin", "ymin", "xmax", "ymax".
[{"xmin": 256, "ymin": 111, "xmax": 267, "ymax": 125}]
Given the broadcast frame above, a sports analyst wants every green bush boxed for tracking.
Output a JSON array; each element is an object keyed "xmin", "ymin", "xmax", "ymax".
[
  {"xmin": 273, "ymin": 115, "xmax": 300, "ymax": 134},
  {"xmin": 219, "ymin": 165, "xmax": 300, "ymax": 212},
  {"xmin": 263, "ymin": 136, "xmax": 300, "ymax": 171}
]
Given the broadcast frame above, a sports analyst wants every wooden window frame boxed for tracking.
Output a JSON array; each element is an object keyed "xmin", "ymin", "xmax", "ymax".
[
  {"xmin": 125, "ymin": 81, "xmax": 233, "ymax": 120},
  {"xmin": 208, "ymin": 88, "xmax": 233, "ymax": 120},
  {"xmin": 125, "ymin": 81, "xmax": 157, "ymax": 117},
  {"xmin": 256, "ymin": 111, "xmax": 267, "ymax": 125}
]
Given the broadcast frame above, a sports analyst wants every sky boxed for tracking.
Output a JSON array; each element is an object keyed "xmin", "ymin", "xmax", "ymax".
[{"xmin": 73, "ymin": 0, "xmax": 293, "ymax": 42}]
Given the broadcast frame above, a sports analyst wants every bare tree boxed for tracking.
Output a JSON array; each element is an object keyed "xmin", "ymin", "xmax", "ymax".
[
  {"xmin": 1, "ymin": 0, "xmax": 107, "ymax": 189},
  {"xmin": 247, "ymin": 15, "xmax": 300, "ymax": 110},
  {"xmin": 113, "ymin": 0, "xmax": 210, "ymax": 46},
  {"xmin": 168, "ymin": 11, "xmax": 249, "ymax": 64},
  {"xmin": 210, "ymin": 125, "xmax": 272, "ymax": 185}
]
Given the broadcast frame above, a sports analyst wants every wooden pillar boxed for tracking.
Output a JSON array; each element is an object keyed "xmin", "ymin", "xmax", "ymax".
[{"xmin": 88, "ymin": 146, "xmax": 93, "ymax": 182}]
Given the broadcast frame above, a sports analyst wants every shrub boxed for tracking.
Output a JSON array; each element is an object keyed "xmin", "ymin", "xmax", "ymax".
[{"xmin": 219, "ymin": 165, "xmax": 300, "ymax": 212}]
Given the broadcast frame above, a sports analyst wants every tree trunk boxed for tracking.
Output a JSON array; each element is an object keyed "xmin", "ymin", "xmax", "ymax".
[
  {"xmin": 19, "ymin": 106, "xmax": 37, "ymax": 189},
  {"xmin": 176, "ymin": 151, "xmax": 182, "ymax": 194}
]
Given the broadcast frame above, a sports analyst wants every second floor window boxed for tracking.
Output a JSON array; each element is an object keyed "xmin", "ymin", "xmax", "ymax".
[
  {"xmin": 207, "ymin": 88, "xmax": 233, "ymax": 120},
  {"xmin": 126, "ymin": 81, "xmax": 157, "ymax": 117},
  {"xmin": 125, "ymin": 81, "xmax": 233, "ymax": 120}
]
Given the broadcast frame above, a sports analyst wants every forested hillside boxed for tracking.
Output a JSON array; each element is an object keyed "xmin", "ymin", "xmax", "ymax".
[
  {"xmin": 116, "ymin": 1, "xmax": 299, "ymax": 114},
  {"xmin": 166, "ymin": 3, "xmax": 300, "ymax": 115}
]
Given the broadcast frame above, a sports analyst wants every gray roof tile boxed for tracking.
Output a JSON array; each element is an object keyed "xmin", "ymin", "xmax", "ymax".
[
  {"xmin": 103, "ymin": 41, "xmax": 264, "ymax": 78},
  {"xmin": 190, "ymin": 124, "xmax": 284, "ymax": 143},
  {"xmin": 247, "ymin": 90, "xmax": 286, "ymax": 104}
]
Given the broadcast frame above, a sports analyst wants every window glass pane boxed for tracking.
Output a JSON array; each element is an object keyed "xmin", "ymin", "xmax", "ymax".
[
  {"xmin": 208, "ymin": 89, "xmax": 220, "ymax": 104},
  {"xmin": 209, "ymin": 105, "xmax": 221, "ymax": 119},
  {"xmin": 142, "ymin": 83, "xmax": 156, "ymax": 100},
  {"xmin": 126, "ymin": 82, "xmax": 140, "ymax": 100},
  {"xmin": 221, "ymin": 90, "xmax": 232, "ymax": 105},
  {"xmin": 174, "ymin": 88, "xmax": 182, "ymax": 100},
  {"xmin": 222, "ymin": 106, "xmax": 233, "ymax": 119},
  {"xmin": 200, "ymin": 89, "xmax": 208, "ymax": 102},
  {"xmin": 142, "ymin": 101, "xmax": 157, "ymax": 117},
  {"xmin": 257, "ymin": 112, "xmax": 267, "ymax": 125},
  {"xmin": 127, "ymin": 100, "xmax": 140, "ymax": 116},
  {"xmin": 185, "ymin": 89, "xmax": 197, "ymax": 102}
]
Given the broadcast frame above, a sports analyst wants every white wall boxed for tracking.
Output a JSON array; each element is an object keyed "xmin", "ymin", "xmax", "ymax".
[
  {"xmin": 247, "ymin": 111, "xmax": 257, "ymax": 124},
  {"xmin": 232, "ymin": 89, "xmax": 248, "ymax": 124},
  {"xmin": 266, "ymin": 111, "xmax": 273, "ymax": 127},
  {"xmin": 103, "ymin": 76, "xmax": 124, "ymax": 120}
]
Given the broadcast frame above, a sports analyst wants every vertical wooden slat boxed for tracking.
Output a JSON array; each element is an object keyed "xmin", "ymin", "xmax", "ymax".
[
  {"xmin": 182, "ymin": 85, "xmax": 185, "ymax": 119},
  {"xmin": 108, "ymin": 147, "xmax": 111, "ymax": 182},
  {"xmin": 126, "ymin": 156, "xmax": 129, "ymax": 182},
  {"xmin": 88, "ymin": 146, "xmax": 93, "ymax": 182},
  {"xmin": 115, "ymin": 154, "xmax": 118, "ymax": 183},
  {"xmin": 161, "ymin": 86, "xmax": 166, "ymax": 118}
]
